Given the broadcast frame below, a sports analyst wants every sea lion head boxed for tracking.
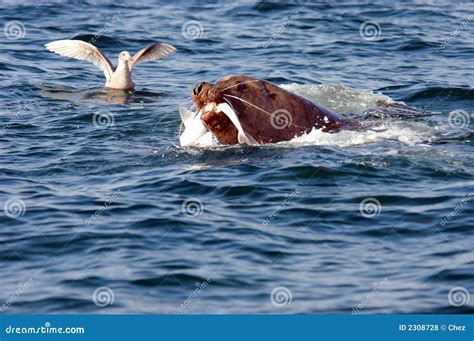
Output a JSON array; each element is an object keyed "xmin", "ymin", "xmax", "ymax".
[
  {"xmin": 192, "ymin": 81, "xmax": 214, "ymax": 109},
  {"xmin": 191, "ymin": 76, "xmax": 252, "ymax": 144},
  {"xmin": 189, "ymin": 75, "xmax": 346, "ymax": 145},
  {"xmin": 192, "ymin": 75, "xmax": 245, "ymax": 109}
]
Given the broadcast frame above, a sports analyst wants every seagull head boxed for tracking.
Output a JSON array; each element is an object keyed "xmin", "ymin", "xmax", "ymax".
[{"xmin": 119, "ymin": 51, "xmax": 134, "ymax": 63}]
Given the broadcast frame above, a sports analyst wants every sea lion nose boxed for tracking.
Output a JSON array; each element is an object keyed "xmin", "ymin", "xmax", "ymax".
[{"xmin": 193, "ymin": 82, "xmax": 206, "ymax": 96}]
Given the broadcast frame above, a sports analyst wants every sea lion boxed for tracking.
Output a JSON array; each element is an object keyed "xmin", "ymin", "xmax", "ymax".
[{"xmin": 183, "ymin": 75, "xmax": 356, "ymax": 145}]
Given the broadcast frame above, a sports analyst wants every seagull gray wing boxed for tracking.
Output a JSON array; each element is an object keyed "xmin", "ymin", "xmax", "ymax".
[
  {"xmin": 131, "ymin": 43, "xmax": 176, "ymax": 69},
  {"xmin": 45, "ymin": 40, "xmax": 115, "ymax": 81}
]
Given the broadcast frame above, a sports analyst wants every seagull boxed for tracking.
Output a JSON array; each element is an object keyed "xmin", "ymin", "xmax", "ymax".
[{"xmin": 45, "ymin": 40, "xmax": 176, "ymax": 90}]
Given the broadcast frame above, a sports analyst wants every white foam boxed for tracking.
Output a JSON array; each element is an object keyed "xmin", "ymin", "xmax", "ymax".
[
  {"xmin": 281, "ymin": 83, "xmax": 394, "ymax": 116},
  {"xmin": 285, "ymin": 122, "xmax": 431, "ymax": 148}
]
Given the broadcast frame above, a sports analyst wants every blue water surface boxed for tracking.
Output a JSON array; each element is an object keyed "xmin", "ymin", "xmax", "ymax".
[{"xmin": 0, "ymin": 0, "xmax": 473, "ymax": 313}]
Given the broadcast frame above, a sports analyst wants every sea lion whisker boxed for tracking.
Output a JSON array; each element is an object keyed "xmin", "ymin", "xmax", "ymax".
[
  {"xmin": 223, "ymin": 97, "xmax": 236, "ymax": 112},
  {"xmin": 221, "ymin": 79, "xmax": 260, "ymax": 92},
  {"xmin": 223, "ymin": 94, "xmax": 274, "ymax": 118},
  {"xmin": 180, "ymin": 99, "xmax": 198, "ymax": 114},
  {"xmin": 223, "ymin": 94, "xmax": 309, "ymax": 131},
  {"xmin": 181, "ymin": 98, "xmax": 194, "ymax": 105}
]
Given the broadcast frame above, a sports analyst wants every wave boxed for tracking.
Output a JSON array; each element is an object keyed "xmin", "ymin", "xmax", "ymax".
[
  {"xmin": 403, "ymin": 87, "xmax": 474, "ymax": 101},
  {"xmin": 281, "ymin": 83, "xmax": 395, "ymax": 116}
]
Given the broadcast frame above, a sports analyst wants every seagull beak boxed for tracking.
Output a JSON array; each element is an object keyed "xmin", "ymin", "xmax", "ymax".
[{"xmin": 129, "ymin": 57, "xmax": 134, "ymax": 62}]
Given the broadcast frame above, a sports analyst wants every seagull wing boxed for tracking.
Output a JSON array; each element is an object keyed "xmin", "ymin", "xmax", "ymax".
[
  {"xmin": 131, "ymin": 43, "xmax": 176, "ymax": 69},
  {"xmin": 45, "ymin": 40, "xmax": 115, "ymax": 81}
]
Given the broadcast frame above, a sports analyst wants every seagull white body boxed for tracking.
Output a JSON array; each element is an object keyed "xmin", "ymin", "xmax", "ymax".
[
  {"xmin": 110, "ymin": 52, "xmax": 135, "ymax": 90},
  {"xmin": 45, "ymin": 40, "xmax": 176, "ymax": 90}
]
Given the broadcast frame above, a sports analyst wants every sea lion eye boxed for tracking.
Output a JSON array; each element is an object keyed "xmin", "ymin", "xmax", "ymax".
[
  {"xmin": 237, "ymin": 82, "xmax": 245, "ymax": 91},
  {"xmin": 193, "ymin": 83, "xmax": 204, "ymax": 96}
]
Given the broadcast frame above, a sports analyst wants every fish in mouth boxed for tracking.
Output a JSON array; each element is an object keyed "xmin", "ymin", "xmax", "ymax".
[{"xmin": 180, "ymin": 75, "xmax": 354, "ymax": 146}]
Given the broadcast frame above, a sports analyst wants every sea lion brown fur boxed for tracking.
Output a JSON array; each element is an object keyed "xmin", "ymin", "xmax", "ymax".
[{"xmin": 191, "ymin": 75, "xmax": 355, "ymax": 144}]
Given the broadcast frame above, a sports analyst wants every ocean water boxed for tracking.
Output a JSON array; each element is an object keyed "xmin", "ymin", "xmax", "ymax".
[{"xmin": 0, "ymin": 0, "xmax": 473, "ymax": 314}]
